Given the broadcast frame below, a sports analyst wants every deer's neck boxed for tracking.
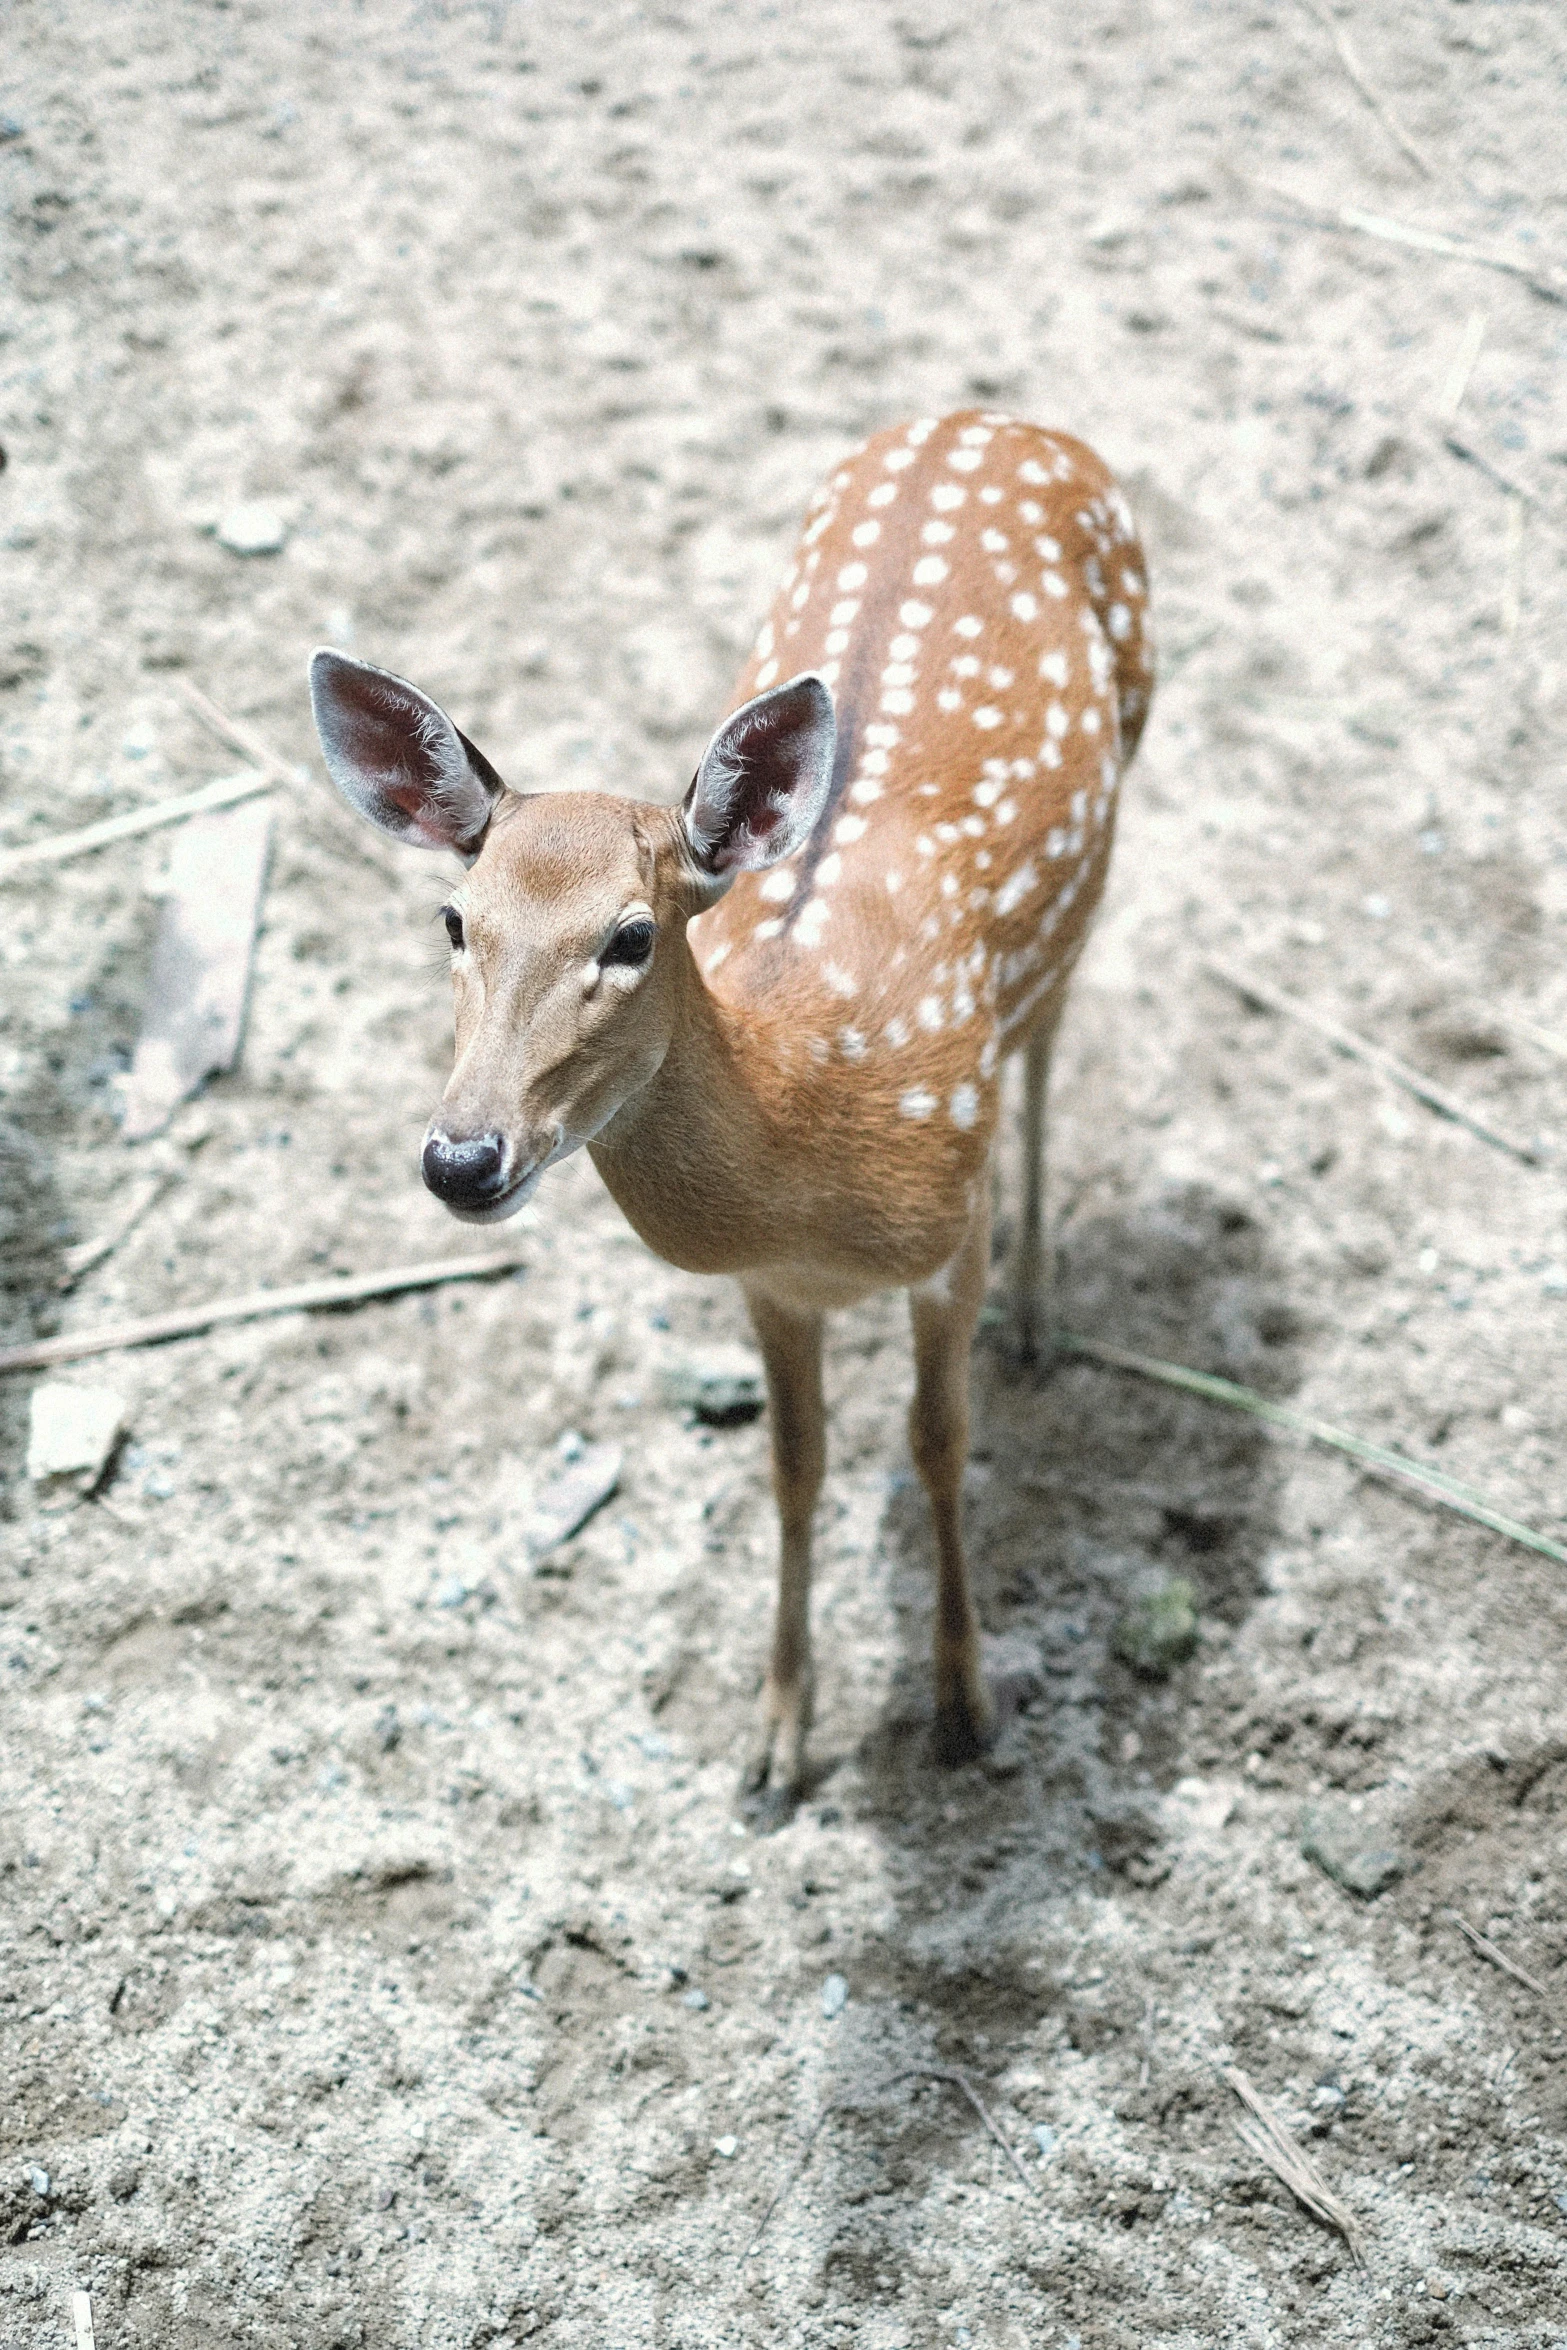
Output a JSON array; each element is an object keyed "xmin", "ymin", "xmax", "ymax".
[{"xmin": 587, "ymin": 936, "xmax": 787, "ymax": 1277}]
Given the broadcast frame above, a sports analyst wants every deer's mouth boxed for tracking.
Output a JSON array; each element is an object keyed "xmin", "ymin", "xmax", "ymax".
[{"xmin": 437, "ymin": 1161, "xmax": 545, "ymax": 1224}]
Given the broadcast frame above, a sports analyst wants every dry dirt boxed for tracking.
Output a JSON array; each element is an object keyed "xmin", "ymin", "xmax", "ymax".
[{"xmin": 4, "ymin": 3, "xmax": 1567, "ymax": 2344}]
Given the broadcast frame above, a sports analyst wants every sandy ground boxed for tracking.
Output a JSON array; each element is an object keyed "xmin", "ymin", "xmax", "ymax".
[{"xmin": 4, "ymin": 2, "xmax": 1567, "ymax": 2343}]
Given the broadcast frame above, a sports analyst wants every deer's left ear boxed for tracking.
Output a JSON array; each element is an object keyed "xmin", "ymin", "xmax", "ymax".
[
  {"xmin": 683, "ymin": 674, "xmax": 836, "ymax": 877},
  {"xmin": 309, "ymin": 650, "xmax": 507, "ymax": 859}
]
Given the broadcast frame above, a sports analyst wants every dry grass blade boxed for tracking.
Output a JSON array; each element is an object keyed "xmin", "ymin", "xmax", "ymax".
[
  {"xmin": 744, "ymin": 2065, "xmax": 1035, "ymax": 2259},
  {"xmin": 1442, "ymin": 433, "xmax": 1564, "ymax": 545},
  {"xmin": 1257, "ymin": 182, "xmax": 1567, "ymax": 306},
  {"xmin": 1446, "ymin": 1911, "xmax": 1549, "ymax": 1998},
  {"xmin": 1299, "ymin": 0, "xmax": 1432, "ymax": 179},
  {"xmin": 1204, "ymin": 955, "xmax": 1543, "ymax": 1165},
  {"xmin": 1504, "ymin": 1017, "xmax": 1567, "ymax": 1064},
  {"xmin": 0, "ymin": 771, "xmax": 275, "ymax": 880},
  {"xmin": 0, "ymin": 1246, "xmax": 531, "ymax": 1377},
  {"xmin": 1056, "ymin": 1332, "xmax": 1567, "ymax": 1568},
  {"xmin": 1223, "ymin": 2066, "xmax": 1365, "ymax": 2261}
]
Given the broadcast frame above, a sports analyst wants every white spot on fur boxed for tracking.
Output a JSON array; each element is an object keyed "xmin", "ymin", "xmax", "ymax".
[
  {"xmin": 954, "ymin": 615, "xmax": 982, "ymax": 638},
  {"xmin": 885, "ymin": 1015, "xmax": 910, "ymax": 1046},
  {"xmin": 900, "ymin": 600, "xmax": 934, "ymax": 628},
  {"xmin": 755, "ymin": 658, "xmax": 779, "ymax": 689},
  {"xmin": 839, "ymin": 1025, "xmax": 868, "ymax": 1058},
  {"xmin": 830, "ymin": 598, "xmax": 860, "ymax": 625},
  {"xmin": 1041, "ymin": 572, "xmax": 1068, "ymax": 598},
  {"xmin": 900, "ymin": 1087, "xmax": 937, "ymax": 1119},
  {"xmin": 948, "ymin": 448, "xmax": 983, "ymax": 472},
  {"xmin": 868, "ymin": 481, "xmax": 898, "ymax": 508},
  {"xmin": 823, "ymin": 960, "xmax": 858, "ymax": 996},
  {"xmin": 921, "ymin": 520, "xmax": 955, "ymax": 545},
  {"xmin": 759, "ymin": 867, "xmax": 797, "ymax": 903},
  {"xmin": 816, "ymin": 852, "xmax": 843, "ymax": 886},
  {"xmin": 835, "ymin": 813, "xmax": 868, "ymax": 844},
  {"xmin": 973, "ymin": 706, "xmax": 1003, "ymax": 730},
  {"xmin": 931, "ymin": 482, "xmax": 966, "ymax": 512},
  {"xmin": 1011, "ymin": 592, "xmax": 1038, "ymax": 621},
  {"xmin": 852, "ymin": 520, "xmax": 881, "ymax": 548},
  {"xmin": 981, "ymin": 530, "xmax": 1008, "ymax": 553},
  {"xmin": 1039, "ymin": 650, "xmax": 1068, "ymax": 687},
  {"xmin": 950, "ymin": 1083, "xmax": 979, "ymax": 1130},
  {"xmin": 838, "ymin": 562, "xmax": 868, "ymax": 590},
  {"xmin": 937, "ymin": 688, "xmax": 962, "ymax": 712},
  {"xmin": 913, "ymin": 556, "xmax": 948, "ymax": 585}
]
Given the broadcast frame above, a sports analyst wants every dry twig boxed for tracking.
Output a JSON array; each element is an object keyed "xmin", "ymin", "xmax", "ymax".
[
  {"xmin": 58, "ymin": 1172, "xmax": 172, "ymax": 1291},
  {"xmin": 0, "ymin": 1246, "xmax": 531, "ymax": 1377},
  {"xmin": 1440, "ymin": 310, "xmax": 1487, "ymax": 419},
  {"xmin": 0, "ymin": 771, "xmax": 275, "ymax": 881},
  {"xmin": 1298, "ymin": 0, "xmax": 1432, "ymax": 179},
  {"xmin": 1445, "ymin": 1911, "xmax": 1549, "ymax": 1999},
  {"xmin": 745, "ymin": 2066, "xmax": 1036, "ymax": 2258},
  {"xmin": 178, "ymin": 679, "xmax": 308, "ymax": 793},
  {"xmin": 1204, "ymin": 955, "xmax": 1542, "ymax": 1165},
  {"xmin": 72, "ymin": 2293, "xmax": 96, "ymax": 2350},
  {"xmin": 1056, "ymin": 1332, "xmax": 1567, "ymax": 1569},
  {"xmin": 1223, "ymin": 2066, "xmax": 1365, "ymax": 2261}
]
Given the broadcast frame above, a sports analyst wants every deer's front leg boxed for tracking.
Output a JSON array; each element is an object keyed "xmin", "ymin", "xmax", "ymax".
[
  {"xmin": 909, "ymin": 1193, "xmax": 994, "ymax": 1763},
  {"xmin": 741, "ymin": 1287, "xmax": 826, "ymax": 1801}
]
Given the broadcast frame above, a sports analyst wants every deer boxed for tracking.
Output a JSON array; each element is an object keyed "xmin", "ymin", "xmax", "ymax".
[{"xmin": 308, "ymin": 408, "xmax": 1153, "ymax": 1803}]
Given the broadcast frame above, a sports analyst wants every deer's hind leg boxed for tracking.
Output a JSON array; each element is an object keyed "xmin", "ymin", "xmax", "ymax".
[
  {"xmin": 909, "ymin": 1190, "xmax": 995, "ymax": 1763},
  {"xmin": 1008, "ymin": 1022, "xmax": 1054, "ymax": 1364},
  {"xmin": 741, "ymin": 1287, "xmax": 826, "ymax": 1802}
]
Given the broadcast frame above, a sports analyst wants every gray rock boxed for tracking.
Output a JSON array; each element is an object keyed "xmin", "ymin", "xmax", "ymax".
[
  {"xmin": 1301, "ymin": 1804, "xmax": 1407, "ymax": 1900},
  {"xmin": 821, "ymin": 1972, "xmax": 848, "ymax": 2019},
  {"xmin": 215, "ymin": 501, "xmax": 288, "ymax": 555},
  {"xmin": 26, "ymin": 2167, "xmax": 49, "ymax": 2198},
  {"xmin": 1113, "ymin": 1577, "xmax": 1199, "ymax": 1678},
  {"xmin": 656, "ymin": 1346, "xmax": 766, "ymax": 1427},
  {"xmin": 682, "ymin": 1987, "xmax": 710, "ymax": 2011}
]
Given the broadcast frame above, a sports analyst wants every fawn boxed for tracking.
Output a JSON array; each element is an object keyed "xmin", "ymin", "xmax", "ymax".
[{"xmin": 309, "ymin": 409, "xmax": 1153, "ymax": 1798}]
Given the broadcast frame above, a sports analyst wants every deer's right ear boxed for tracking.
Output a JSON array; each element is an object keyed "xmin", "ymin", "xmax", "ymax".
[{"xmin": 308, "ymin": 650, "xmax": 506, "ymax": 859}]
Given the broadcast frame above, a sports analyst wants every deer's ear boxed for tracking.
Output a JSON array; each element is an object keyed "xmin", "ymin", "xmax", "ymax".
[
  {"xmin": 308, "ymin": 650, "xmax": 506, "ymax": 857},
  {"xmin": 683, "ymin": 674, "xmax": 836, "ymax": 877}
]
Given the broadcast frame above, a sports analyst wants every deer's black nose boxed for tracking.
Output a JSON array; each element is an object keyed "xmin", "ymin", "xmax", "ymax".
[{"xmin": 421, "ymin": 1129, "xmax": 507, "ymax": 1207}]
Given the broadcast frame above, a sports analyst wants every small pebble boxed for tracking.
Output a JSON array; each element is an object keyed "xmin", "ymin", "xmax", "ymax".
[
  {"xmin": 1032, "ymin": 2125, "xmax": 1057, "ymax": 2162},
  {"xmin": 1114, "ymin": 1578, "xmax": 1199, "ymax": 1678},
  {"xmin": 27, "ymin": 2166, "xmax": 50, "ymax": 2198},
  {"xmin": 821, "ymin": 1973, "xmax": 848, "ymax": 2019},
  {"xmin": 712, "ymin": 2135, "xmax": 738, "ymax": 2159},
  {"xmin": 682, "ymin": 1988, "xmax": 710, "ymax": 2011},
  {"xmin": 215, "ymin": 501, "xmax": 288, "ymax": 556}
]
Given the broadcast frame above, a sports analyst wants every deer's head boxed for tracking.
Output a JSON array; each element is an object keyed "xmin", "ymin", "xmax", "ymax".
[{"xmin": 308, "ymin": 652, "xmax": 834, "ymax": 1220}]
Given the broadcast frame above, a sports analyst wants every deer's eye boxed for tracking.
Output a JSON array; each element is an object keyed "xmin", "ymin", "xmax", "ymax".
[
  {"xmin": 602, "ymin": 918, "xmax": 654, "ymax": 969},
  {"xmin": 443, "ymin": 907, "xmax": 465, "ymax": 951}
]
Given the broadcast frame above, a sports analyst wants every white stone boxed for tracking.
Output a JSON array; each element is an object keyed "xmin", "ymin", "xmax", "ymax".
[
  {"xmin": 27, "ymin": 1381, "xmax": 127, "ymax": 1492},
  {"xmin": 215, "ymin": 501, "xmax": 288, "ymax": 556}
]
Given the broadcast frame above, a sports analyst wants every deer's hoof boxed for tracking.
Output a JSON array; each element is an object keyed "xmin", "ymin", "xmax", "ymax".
[{"xmin": 932, "ymin": 1695, "xmax": 995, "ymax": 1767}]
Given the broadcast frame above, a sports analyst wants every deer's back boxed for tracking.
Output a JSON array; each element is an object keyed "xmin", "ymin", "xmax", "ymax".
[{"xmin": 687, "ymin": 409, "xmax": 1153, "ymax": 1274}]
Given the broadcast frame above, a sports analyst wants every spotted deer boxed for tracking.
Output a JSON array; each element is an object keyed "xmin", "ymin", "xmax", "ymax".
[{"xmin": 309, "ymin": 409, "xmax": 1153, "ymax": 1798}]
